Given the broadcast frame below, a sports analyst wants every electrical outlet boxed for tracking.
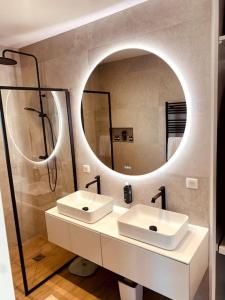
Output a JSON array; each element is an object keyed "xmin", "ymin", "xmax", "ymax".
[
  {"xmin": 82, "ymin": 164, "xmax": 90, "ymax": 173},
  {"xmin": 186, "ymin": 177, "xmax": 198, "ymax": 189}
]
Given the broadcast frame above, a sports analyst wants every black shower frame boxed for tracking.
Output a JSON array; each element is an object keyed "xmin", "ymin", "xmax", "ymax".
[
  {"xmin": 3, "ymin": 49, "xmax": 49, "ymax": 159},
  {"xmin": 0, "ymin": 85, "xmax": 78, "ymax": 296},
  {"xmin": 82, "ymin": 90, "xmax": 114, "ymax": 170}
]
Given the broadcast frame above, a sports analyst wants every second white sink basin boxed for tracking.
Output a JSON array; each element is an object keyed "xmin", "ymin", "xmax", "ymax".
[
  {"xmin": 57, "ymin": 190, "xmax": 113, "ymax": 223},
  {"xmin": 118, "ymin": 204, "xmax": 189, "ymax": 250}
]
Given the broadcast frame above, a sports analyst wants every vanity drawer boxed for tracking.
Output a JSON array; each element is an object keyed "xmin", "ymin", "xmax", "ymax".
[
  {"xmin": 45, "ymin": 214, "xmax": 72, "ymax": 252},
  {"xmin": 101, "ymin": 235, "xmax": 190, "ymax": 300},
  {"xmin": 70, "ymin": 224, "xmax": 102, "ymax": 265},
  {"xmin": 46, "ymin": 213, "xmax": 102, "ymax": 265}
]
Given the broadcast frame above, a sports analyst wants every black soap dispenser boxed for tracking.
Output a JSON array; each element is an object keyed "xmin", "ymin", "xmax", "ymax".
[{"xmin": 124, "ymin": 182, "xmax": 132, "ymax": 204}]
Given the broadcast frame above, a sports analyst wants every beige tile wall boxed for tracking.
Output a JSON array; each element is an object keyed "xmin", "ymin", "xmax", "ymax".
[
  {"xmin": 0, "ymin": 47, "xmax": 23, "ymax": 247},
  {"xmin": 17, "ymin": 1, "xmax": 211, "ymax": 298}
]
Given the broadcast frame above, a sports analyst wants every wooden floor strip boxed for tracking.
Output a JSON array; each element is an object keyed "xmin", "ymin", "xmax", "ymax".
[{"xmin": 10, "ymin": 235, "xmax": 167, "ymax": 300}]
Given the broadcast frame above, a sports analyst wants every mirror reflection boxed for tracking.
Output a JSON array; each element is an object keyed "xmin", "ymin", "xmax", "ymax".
[
  {"xmin": 81, "ymin": 49, "xmax": 187, "ymax": 175},
  {"xmin": 5, "ymin": 90, "xmax": 59, "ymax": 163}
]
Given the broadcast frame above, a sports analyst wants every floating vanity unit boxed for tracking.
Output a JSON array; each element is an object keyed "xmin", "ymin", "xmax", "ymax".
[
  {"xmin": 46, "ymin": 203, "xmax": 208, "ymax": 300},
  {"xmin": 57, "ymin": 190, "xmax": 113, "ymax": 223}
]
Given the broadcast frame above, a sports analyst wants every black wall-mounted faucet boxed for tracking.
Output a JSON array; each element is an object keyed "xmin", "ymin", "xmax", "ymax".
[
  {"xmin": 85, "ymin": 175, "xmax": 101, "ymax": 194},
  {"xmin": 151, "ymin": 186, "xmax": 166, "ymax": 210}
]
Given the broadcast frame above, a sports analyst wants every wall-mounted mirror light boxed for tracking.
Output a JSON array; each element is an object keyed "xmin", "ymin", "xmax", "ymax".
[
  {"xmin": 5, "ymin": 90, "xmax": 63, "ymax": 165},
  {"xmin": 81, "ymin": 49, "xmax": 187, "ymax": 176}
]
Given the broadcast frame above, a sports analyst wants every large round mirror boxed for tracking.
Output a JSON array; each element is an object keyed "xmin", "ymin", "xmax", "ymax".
[
  {"xmin": 81, "ymin": 49, "xmax": 187, "ymax": 175},
  {"xmin": 5, "ymin": 90, "xmax": 60, "ymax": 164}
]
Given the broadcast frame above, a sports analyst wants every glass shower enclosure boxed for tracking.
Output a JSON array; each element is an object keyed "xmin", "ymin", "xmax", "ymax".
[
  {"xmin": 0, "ymin": 86, "xmax": 77, "ymax": 295},
  {"xmin": 81, "ymin": 90, "xmax": 114, "ymax": 169}
]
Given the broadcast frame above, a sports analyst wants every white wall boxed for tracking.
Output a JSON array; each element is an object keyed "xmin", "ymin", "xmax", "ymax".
[{"xmin": 0, "ymin": 192, "xmax": 15, "ymax": 300}]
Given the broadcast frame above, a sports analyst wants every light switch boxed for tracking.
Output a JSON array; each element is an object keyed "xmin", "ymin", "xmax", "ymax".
[
  {"xmin": 82, "ymin": 164, "xmax": 91, "ymax": 173},
  {"xmin": 186, "ymin": 177, "xmax": 198, "ymax": 189}
]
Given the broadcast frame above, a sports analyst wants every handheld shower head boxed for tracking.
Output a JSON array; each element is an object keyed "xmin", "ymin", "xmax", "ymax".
[
  {"xmin": 24, "ymin": 107, "xmax": 41, "ymax": 114},
  {"xmin": 24, "ymin": 107, "xmax": 47, "ymax": 119}
]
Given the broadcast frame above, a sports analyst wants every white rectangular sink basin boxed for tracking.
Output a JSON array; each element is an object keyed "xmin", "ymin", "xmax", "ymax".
[
  {"xmin": 57, "ymin": 190, "xmax": 113, "ymax": 223},
  {"xmin": 118, "ymin": 204, "xmax": 189, "ymax": 250}
]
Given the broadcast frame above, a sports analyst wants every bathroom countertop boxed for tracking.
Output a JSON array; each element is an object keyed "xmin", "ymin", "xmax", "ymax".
[{"xmin": 46, "ymin": 205, "xmax": 208, "ymax": 265}]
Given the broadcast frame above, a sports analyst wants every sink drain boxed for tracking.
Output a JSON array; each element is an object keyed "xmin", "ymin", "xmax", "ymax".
[
  {"xmin": 82, "ymin": 206, "xmax": 89, "ymax": 211},
  {"xmin": 149, "ymin": 225, "xmax": 157, "ymax": 232}
]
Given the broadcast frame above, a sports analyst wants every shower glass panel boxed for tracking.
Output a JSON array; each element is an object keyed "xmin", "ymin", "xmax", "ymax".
[
  {"xmin": 0, "ymin": 87, "xmax": 77, "ymax": 294},
  {"xmin": 5, "ymin": 90, "xmax": 60, "ymax": 163},
  {"xmin": 82, "ymin": 91, "xmax": 113, "ymax": 169}
]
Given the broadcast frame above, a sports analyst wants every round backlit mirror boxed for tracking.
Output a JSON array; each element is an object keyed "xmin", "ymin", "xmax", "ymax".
[
  {"xmin": 81, "ymin": 49, "xmax": 187, "ymax": 175},
  {"xmin": 5, "ymin": 90, "xmax": 61, "ymax": 165}
]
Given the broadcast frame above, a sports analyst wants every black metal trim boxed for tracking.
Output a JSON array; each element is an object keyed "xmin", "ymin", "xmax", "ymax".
[
  {"xmin": 81, "ymin": 103, "xmax": 85, "ymax": 132},
  {"xmin": 108, "ymin": 92, "xmax": 114, "ymax": 169},
  {"xmin": 165, "ymin": 102, "xmax": 169, "ymax": 158},
  {"xmin": 0, "ymin": 86, "xmax": 68, "ymax": 91},
  {"xmin": 82, "ymin": 90, "xmax": 114, "ymax": 170},
  {"xmin": 3, "ymin": 50, "xmax": 48, "ymax": 158},
  {"xmin": 65, "ymin": 90, "xmax": 78, "ymax": 191},
  {"xmin": 25, "ymin": 256, "xmax": 76, "ymax": 295},
  {"xmin": 83, "ymin": 89, "xmax": 110, "ymax": 95},
  {"xmin": 0, "ymin": 86, "xmax": 77, "ymax": 295},
  {"xmin": 0, "ymin": 90, "xmax": 29, "ymax": 295}
]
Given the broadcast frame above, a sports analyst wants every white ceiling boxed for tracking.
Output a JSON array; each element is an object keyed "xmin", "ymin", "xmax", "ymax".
[{"xmin": 0, "ymin": 0, "xmax": 147, "ymax": 48}]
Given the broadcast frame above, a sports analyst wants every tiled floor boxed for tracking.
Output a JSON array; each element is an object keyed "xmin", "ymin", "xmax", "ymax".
[
  {"xmin": 14, "ymin": 267, "xmax": 168, "ymax": 300},
  {"xmin": 11, "ymin": 236, "xmax": 168, "ymax": 300},
  {"xmin": 10, "ymin": 235, "xmax": 75, "ymax": 291}
]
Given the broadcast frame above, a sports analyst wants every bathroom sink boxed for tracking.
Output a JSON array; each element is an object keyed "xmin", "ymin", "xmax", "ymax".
[
  {"xmin": 57, "ymin": 190, "xmax": 113, "ymax": 223},
  {"xmin": 118, "ymin": 204, "xmax": 189, "ymax": 250}
]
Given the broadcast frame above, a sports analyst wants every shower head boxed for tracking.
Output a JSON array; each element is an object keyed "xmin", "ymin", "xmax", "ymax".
[
  {"xmin": 24, "ymin": 107, "xmax": 47, "ymax": 119},
  {"xmin": 0, "ymin": 56, "xmax": 17, "ymax": 65},
  {"xmin": 24, "ymin": 107, "xmax": 41, "ymax": 114}
]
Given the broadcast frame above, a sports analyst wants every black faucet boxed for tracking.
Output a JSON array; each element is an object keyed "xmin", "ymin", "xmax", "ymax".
[
  {"xmin": 85, "ymin": 175, "xmax": 101, "ymax": 194},
  {"xmin": 151, "ymin": 186, "xmax": 166, "ymax": 210}
]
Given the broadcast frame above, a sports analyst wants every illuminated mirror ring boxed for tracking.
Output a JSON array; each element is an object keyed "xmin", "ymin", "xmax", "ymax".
[
  {"xmin": 79, "ymin": 44, "xmax": 191, "ymax": 177},
  {"xmin": 5, "ymin": 90, "xmax": 63, "ymax": 166}
]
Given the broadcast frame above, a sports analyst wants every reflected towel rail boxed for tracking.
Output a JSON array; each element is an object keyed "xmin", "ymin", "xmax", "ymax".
[{"xmin": 166, "ymin": 101, "xmax": 187, "ymax": 160}]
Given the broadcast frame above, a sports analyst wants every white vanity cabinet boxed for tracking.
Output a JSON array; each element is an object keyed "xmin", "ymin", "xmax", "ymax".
[
  {"xmin": 101, "ymin": 234, "xmax": 208, "ymax": 300},
  {"xmin": 45, "ymin": 213, "xmax": 102, "ymax": 265},
  {"xmin": 46, "ymin": 213, "xmax": 72, "ymax": 252},
  {"xmin": 45, "ymin": 206, "xmax": 208, "ymax": 300},
  {"xmin": 101, "ymin": 235, "xmax": 189, "ymax": 299},
  {"xmin": 70, "ymin": 223, "xmax": 102, "ymax": 265}
]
